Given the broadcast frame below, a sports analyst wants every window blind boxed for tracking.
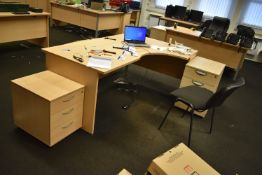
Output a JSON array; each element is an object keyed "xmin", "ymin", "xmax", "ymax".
[
  {"xmin": 241, "ymin": 1, "xmax": 262, "ymax": 28},
  {"xmin": 197, "ymin": 0, "xmax": 233, "ymax": 18},
  {"xmin": 155, "ymin": 0, "xmax": 184, "ymax": 9}
]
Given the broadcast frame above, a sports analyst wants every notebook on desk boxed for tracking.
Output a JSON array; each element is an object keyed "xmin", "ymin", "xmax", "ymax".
[{"xmin": 124, "ymin": 26, "xmax": 150, "ymax": 47}]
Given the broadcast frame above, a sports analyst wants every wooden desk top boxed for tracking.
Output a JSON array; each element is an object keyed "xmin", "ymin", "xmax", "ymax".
[
  {"xmin": 51, "ymin": 2, "xmax": 125, "ymax": 15},
  {"xmin": 43, "ymin": 34, "xmax": 198, "ymax": 75},
  {"xmin": 153, "ymin": 26, "xmax": 201, "ymax": 37},
  {"xmin": 166, "ymin": 27, "xmax": 249, "ymax": 50},
  {"xmin": 11, "ymin": 70, "xmax": 84, "ymax": 101},
  {"xmin": 0, "ymin": 12, "xmax": 50, "ymax": 18},
  {"xmin": 149, "ymin": 12, "xmax": 163, "ymax": 18},
  {"xmin": 160, "ymin": 16, "xmax": 201, "ymax": 27}
]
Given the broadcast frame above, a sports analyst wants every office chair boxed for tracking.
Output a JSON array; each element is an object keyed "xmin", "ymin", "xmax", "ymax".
[
  {"xmin": 208, "ymin": 16, "xmax": 230, "ymax": 35},
  {"xmin": 200, "ymin": 16, "xmax": 230, "ymax": 39},
  {"xmin": 158, "ymin": 77, "xmax": 245, "ymax": 147}
]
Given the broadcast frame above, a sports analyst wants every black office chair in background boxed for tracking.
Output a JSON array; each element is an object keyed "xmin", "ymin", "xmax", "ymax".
[
  {"xmin": 158, "ymin": 77, "xmax": 245, "ymax": 147},
  {"xmin": 208, "ymin": 16, "xmax": 230, "ymax": 34},
  {"xmin": 200, "ymin": 16, "xmax": 230, "ymax": 39}
]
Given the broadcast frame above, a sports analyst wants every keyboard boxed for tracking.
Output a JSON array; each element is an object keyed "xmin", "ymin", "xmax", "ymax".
[{"xmin": 127, "ymin": 43, "xmax": 150, "ymax": 47}]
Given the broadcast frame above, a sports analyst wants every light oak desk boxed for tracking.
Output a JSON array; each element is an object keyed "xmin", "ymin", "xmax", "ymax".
[
  {"xmin": 14, "ymin": 0, "xmax": 50, "ymax": 12},
  {"xmin": 50, "ymin": 2, "xmax": 131, "ymax": 38},
  {"xmin": 158, "ymin": 17, "xmax": 201, "ymax": 28},
  {"xmin": 42, "ymin": 34, "xmax": 197, "ymax": 134},
  {"xmin": 0, "ymin": 12, "xmax": 50, "ymax": 47},
  {"xmin": 150, "ymin": 26, "xmax": 248, "ymax": 79}
]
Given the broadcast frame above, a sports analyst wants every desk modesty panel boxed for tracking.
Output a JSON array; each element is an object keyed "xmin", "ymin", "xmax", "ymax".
[
  {"xmin": 42, "ymin": 34, "xmax": 198, "ymax": 134},
  {"xmin": 0, "ymin": 12, "xmax": 50, "ymax": 47}
]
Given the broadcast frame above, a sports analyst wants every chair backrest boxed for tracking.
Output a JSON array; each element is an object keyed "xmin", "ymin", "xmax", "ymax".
[
  {"xmin": 208, "ymin": 16, "xmax": 230, "ymax": 35},
  {"xmin": 206, "ymin": 77, "xmax": 245, "ymax": 109}
]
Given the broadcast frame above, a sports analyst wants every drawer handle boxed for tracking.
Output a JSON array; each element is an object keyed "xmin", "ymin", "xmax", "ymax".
[
  {"xmin": 192, "ymin": 80, "xmax": 204, "ymax": 86},
  {"xmin": 62, "ymin": 122, "xmax": 73, "ymax": 129},
  {"xmin": 62, "ymin": 108, "xmax": 74, "ymax": 115},
  {"xmin": 62, "ymin": 95, "xmax": 75, "ymax": 102},
  {"xmin": 195, "ymin": 70, "xmax": 207, "ymax": 76}
]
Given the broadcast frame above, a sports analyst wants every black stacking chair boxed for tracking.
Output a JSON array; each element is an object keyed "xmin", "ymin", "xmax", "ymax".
[{"xmin": 158, "ymin": 77, "xmax": 245, "ymax": 147}]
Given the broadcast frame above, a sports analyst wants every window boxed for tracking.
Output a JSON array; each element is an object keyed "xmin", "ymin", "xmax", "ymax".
[
  {"xmin": 196, "ymin": 0, "xmax": 233, "ymax": 18},
  {"xmin": 155, "ymin": 0, "xmax": 184, "ymax": 9},
  {"xmin": 241, "ymin": 1, "xmax": 262, "ymax": 28}
]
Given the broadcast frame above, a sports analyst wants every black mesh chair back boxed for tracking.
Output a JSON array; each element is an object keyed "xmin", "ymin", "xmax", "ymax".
[
  {"xmin": 206, "ymin": 77, "xmax": 245, "ymax": 109},
  {"xmin": 208, "ymin": 16, "xmax": 230, "ymax": 34}
]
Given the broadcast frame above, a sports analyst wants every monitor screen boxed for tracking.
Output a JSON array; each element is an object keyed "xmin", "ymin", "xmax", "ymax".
[
  {"xmin": 173, "ymin": 5, "xmax": 187, "ymax": 19},
  {"xmin": 124, "ymin": 26, "xmax": 147, "ymax": 42},
  {"xmin": 188, "ymin": 10, "xmax": 203, "ymax": 23}
]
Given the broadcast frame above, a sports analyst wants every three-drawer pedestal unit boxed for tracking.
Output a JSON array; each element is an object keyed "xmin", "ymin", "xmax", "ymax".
[
  {"xmin": 11, "ymin": 71, "xmax": 85, "ymax": 146},
  {"xmin": 178, "ymin": 56, "xmax": 226, "ymax": 117}
]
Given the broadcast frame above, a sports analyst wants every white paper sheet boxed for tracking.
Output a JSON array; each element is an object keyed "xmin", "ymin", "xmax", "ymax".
[{"xmin": 87, "ymin": 57, "xmax": 112, "ymax": 69}]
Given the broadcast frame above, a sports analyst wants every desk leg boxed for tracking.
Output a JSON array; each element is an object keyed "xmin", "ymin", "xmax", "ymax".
[
  {"xmin": 233, "ymin": 69, "xmax": 239, "ymax": 80},
  {"xmin": 95, "ymin": 14, "xmax": 99, "ymax": 38},
  {"xmin": 46, "ymin": 53, "xmax": 99, "ymax": 134}
]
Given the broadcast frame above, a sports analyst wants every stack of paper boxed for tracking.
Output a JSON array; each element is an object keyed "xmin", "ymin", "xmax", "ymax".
[{"xmin": 87, "ymin": 57, "xmax": 112, "ymax": 69}]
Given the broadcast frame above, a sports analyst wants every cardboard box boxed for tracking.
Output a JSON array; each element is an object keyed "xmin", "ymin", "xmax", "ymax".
[
  {"xmin": 118, "ymin": 169, "xmax": 132, "ymax": 175},
  {"xmin": 147, "ymin": 143, "xmax": 220, "ymax": 175}
]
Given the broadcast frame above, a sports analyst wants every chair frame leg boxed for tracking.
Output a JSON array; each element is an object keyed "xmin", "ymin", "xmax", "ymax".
[
  {"xmin": 209, "ymin": 108, "xmax": 216, "ymax": 134},
  {"xmin": 158, "ymin": 101, "xmax": 174, "ymax": 130},
  {"xmin": 188, "ymin": 109, "xmax": 194, "ymax": 147},
  {"xmin": 180, "ymin": 106, "xmax": 190, "ymax": 118}
]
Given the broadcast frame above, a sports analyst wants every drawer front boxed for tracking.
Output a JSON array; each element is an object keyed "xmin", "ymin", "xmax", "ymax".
[
  {"xmin": 183, "ymin": 66, "xmax": 221, "ymax": 87},
  {"xmin": 51, "ymin": 88, "xmax": 84, "ymax": 114},
  {"xmin": 51, "ymin": 102, "xmax": 83, "ymax": 129},
  {"xmin": 50, "ymin": 117, "xmax": 82, "ymax": 146},
  {"xmin": 180, "ymin": 76, "xmax": 217, "ymax": 92}
]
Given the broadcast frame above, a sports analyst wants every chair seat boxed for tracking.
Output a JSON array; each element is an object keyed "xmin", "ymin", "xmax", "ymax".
[{"xmin": 171, "ymin": 86, "xmax": 214, "ymax": 110}]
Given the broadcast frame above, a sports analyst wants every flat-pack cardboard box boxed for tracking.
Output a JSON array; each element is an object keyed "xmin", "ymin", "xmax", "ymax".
[
  {"xmin": 148, "ymin": 143, "xmax": 220, "ymax": 175},
  {"xmin": 118, "ymin": 169, "xmax": 132, "ymax": 175}
]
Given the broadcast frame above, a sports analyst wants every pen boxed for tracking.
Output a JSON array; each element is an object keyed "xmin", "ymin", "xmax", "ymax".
[
  {"xmin": 118, "ymin": 51, "xmax": 125, "ymax": 60},
  {"xmin": 105, "ymin": 37, "xmax": 116, "ymax": 41},
  {"xmin": 73, "ymin": 55, "xmax": 83, "ymax": 62},
  {"xmin": 103, "ymin": 49, "xmax": 116, "ymax": 54}
]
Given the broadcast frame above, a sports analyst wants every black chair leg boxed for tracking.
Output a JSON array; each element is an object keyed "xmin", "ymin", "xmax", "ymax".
[
  {"xmin": 180, "ymin": 106, "xmax": 189, "ymax": 118},
  {"xmin": 158, "ymin": 102, "xmax": 174, "ymax": 130},
  {"xmin": 209, "ymin": 108, "xmax": 216, "ymax": 134},
  {"xmin": 188, "ymin": 109, "xmax": 194, "ymax": 147}
]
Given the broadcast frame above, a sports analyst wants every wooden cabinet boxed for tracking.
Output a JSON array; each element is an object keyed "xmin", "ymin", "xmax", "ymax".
[
  {"xmin": 178, "ymin": 56, "xmax": 225, "ymax": 117},
  {"xmin": 11, "ymin": 71, "xmax": 85, "ymax": 146}
]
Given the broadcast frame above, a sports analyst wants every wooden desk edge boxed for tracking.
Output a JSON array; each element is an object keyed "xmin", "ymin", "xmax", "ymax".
[
  {"xmin": 42, "ymin": 48, "xmax": 196, "ymax": 76},
  {"xmin": 160, "ymin": 17, "xmax": 201, "ymax": 27},
  {"xmin": 0, "ymin": 12, "xmax": 50, "ymax": 17},
  {"xmin": 50, "ymin": 2, "xmax": 125, "ymax": 15}
]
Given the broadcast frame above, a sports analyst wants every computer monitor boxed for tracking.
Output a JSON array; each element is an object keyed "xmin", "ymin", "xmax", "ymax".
[
  {"xmin": 188, "ymin": 9, "xmax": 203, "ymax": 23},
  {"xmin": 172, "ymin": 5, "xmax": 187, "ymax": 19},
  {"xmin": 82, "ymin": 0, "xmax": 103, "ymax": 8}
]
